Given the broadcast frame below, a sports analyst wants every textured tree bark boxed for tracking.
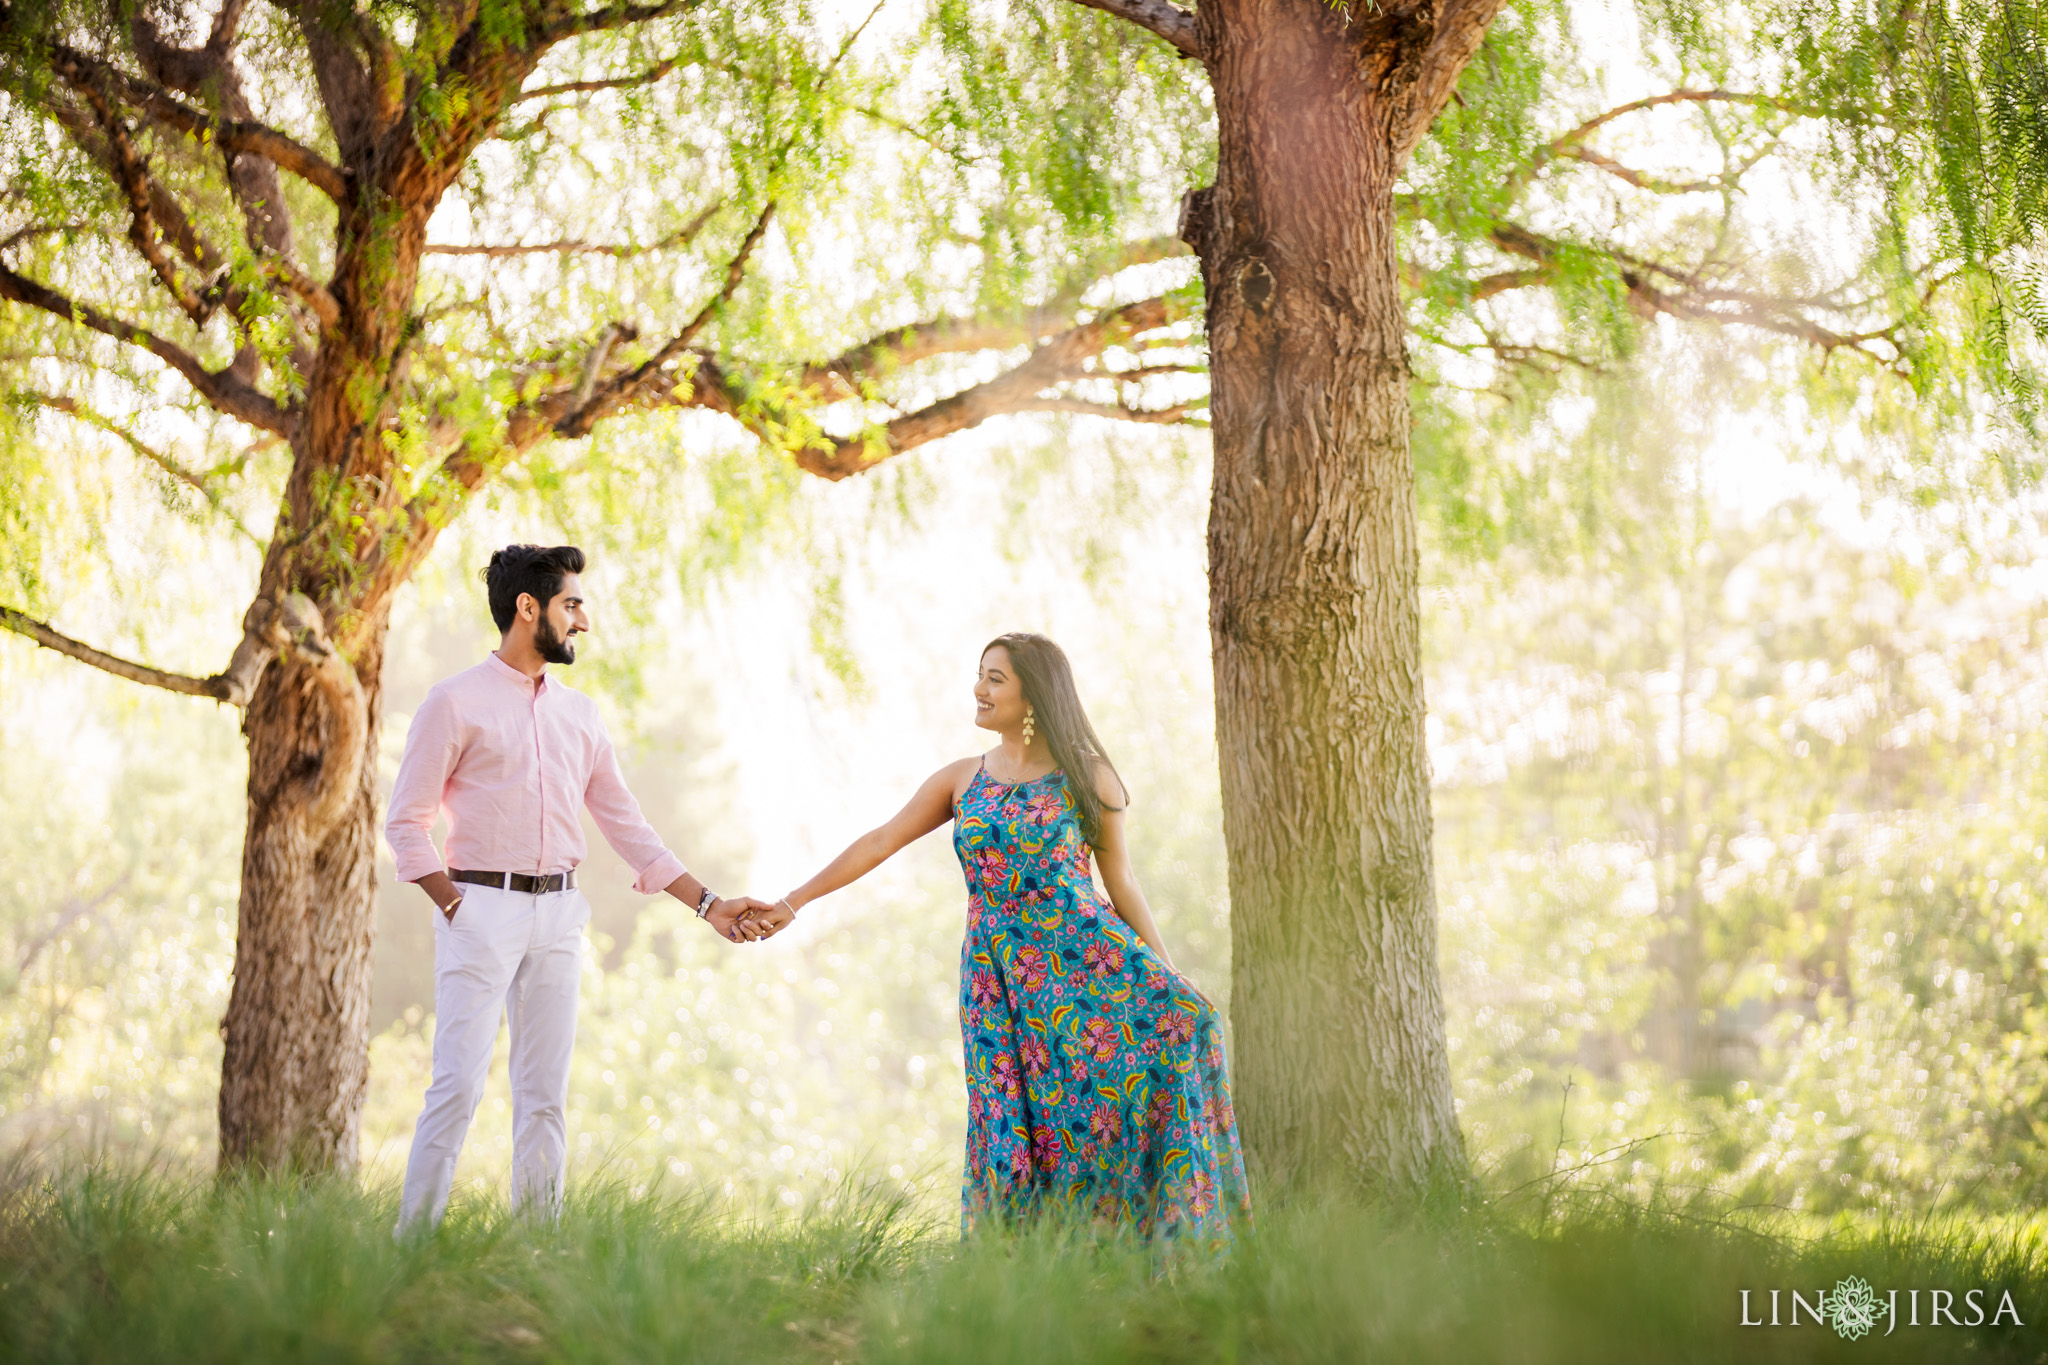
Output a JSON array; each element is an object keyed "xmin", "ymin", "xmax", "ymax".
[
  {"xmin": 217, "ymin": 613, "xmax": 385, "ymax": 1172},
  {"xmin": 204, "ymin": 30, "xmax": 547, "ymax": 1175},
  {"xmin": 1191, "ymin": 0, "xmax": 1464, "ymax": 1192}
]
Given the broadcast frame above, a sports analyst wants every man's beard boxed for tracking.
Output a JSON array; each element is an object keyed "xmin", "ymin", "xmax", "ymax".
[{"xmin": 535, "ymin": 615, "xmax": 578, "ymax": 665}]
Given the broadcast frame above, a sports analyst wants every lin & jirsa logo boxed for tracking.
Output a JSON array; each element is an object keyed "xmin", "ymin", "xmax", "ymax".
[{"xmin": 1741, "ymin": 1277, "xmax": 2025, "ymax": 1339}]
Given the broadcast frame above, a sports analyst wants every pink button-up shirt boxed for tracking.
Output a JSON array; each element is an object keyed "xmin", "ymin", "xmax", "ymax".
[{"xmin": 385, "ymin": 652, "xmax": 687, "ymax": 894}]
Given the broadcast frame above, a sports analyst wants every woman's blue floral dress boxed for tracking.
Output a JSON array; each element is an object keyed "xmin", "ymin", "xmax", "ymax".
[{"xmin": 953, "ymin": 761, "xmax": 1251, "ymax": 1241}]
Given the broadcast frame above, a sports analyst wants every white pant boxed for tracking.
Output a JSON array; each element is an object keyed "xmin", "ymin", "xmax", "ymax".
[{"xmin": 397, "ymin": 882, "xmax": 589, "ymax": 1231}]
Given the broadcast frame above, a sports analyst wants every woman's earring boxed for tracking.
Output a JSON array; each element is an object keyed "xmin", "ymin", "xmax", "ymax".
[{"xmin": 1022, "ymin": 709, "xmax": 1036, "ymax": 747}]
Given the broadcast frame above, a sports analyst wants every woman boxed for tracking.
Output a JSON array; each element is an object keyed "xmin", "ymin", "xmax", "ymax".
[{"xmin": 755, "ymin": 632, "xmax": 1250, "ymax": 1240}]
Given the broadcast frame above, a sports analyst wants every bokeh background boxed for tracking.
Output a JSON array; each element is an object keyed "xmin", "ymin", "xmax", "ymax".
[{"xmin": 5, "ymin": 319, "xmax": 2044, "ymax": 1216}]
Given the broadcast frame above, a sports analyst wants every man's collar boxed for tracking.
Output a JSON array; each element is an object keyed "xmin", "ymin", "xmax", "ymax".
[{"xmin": 486, "ymin": 650, "xmax": 549, "ymax": 691}]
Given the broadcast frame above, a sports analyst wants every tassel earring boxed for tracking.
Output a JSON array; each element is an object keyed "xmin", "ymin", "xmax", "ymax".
[{"xmin": 1021, "ymin": 708, "xmax": 1036, "ymax": 747}]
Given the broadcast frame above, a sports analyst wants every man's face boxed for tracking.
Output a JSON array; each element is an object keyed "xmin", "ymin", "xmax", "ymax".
[{"xmin": 528, "ymin": 571, "xmax": 589, "ymax": 665}]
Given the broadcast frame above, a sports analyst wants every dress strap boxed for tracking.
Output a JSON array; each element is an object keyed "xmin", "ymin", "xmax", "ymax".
[{"xmin": 956, "ymin": 753, "xmax": 987, "ymax": 814}]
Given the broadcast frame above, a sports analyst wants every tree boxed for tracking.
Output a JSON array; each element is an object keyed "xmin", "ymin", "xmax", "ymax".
[
  {"xmin": 902, "ymin": 0, "xmax": 2037, "ymax": 1190},
  {"xmin": 1425, "ymin": 361, "xmax": 2048, "ymax": 1207},
  {"xmin": 0, "ymin": 0, "xmax": 2031, "ymax": 1183},
  {"xmin": 0, "ymin": 0, "xmax": 1204, "ymax": 1172}
]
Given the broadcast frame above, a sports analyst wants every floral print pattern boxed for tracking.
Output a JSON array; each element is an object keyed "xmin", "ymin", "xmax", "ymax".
[{"xmin": 954, "ymin": 763, "xmax": 1251, "ymax": 1242}]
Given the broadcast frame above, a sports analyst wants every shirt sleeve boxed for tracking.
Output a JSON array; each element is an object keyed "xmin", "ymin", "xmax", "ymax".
[
  {"xmin": 583, "ymin": 719, "xmax": 687, "ymax": 894},
  {"xmin": 385, "ymin": 686, "xmax": 460, "ymax": 883}
]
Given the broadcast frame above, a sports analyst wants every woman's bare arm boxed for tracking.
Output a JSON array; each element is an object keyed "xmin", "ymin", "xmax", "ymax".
[
  {"xmin": 1087, "ymin": 761, "xmax": 1180, "ymax": 972},
  {"xmin": 754, "ymin": 759, "xmax": 975, "ymax": 931}
]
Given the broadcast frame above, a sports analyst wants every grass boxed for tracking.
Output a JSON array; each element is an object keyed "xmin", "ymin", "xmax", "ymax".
[{"xmin": 0, "ymin": 1162, "xmax": 2042, "ymax": 1363}]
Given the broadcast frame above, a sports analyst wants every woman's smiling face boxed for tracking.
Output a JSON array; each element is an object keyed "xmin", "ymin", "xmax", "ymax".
[{"xmin": 974, "ymin": 645, "xmax": 1028, "ymax": 733}]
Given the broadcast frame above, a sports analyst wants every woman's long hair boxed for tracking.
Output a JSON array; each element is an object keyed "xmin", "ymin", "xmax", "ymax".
[{"xmin": 983, "ymin": 632, "xmax": 1128, "ymax": 844}]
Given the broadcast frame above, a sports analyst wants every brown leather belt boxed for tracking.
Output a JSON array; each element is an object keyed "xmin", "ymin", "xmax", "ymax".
[{"xmin": 451, "ymin": 868, "xmax": 577, "ymax": 895}]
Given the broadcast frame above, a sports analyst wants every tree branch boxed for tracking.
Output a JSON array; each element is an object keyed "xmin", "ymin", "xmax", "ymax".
[
  {"xmin": 42, "ymin": 39, "xmax": 349, "ymax": 201},
  {"xmin": 128, "ymin": 0, "xmax": 252, "ymax": 94},
  {"xmin": 1023, "ymin": 396, "xmax": 1204, "ymax": 424},
  {"xmin": 39, "ymin": 83, "xmax": 324, "ymax": 363},
  {"xmin": 261, "ymin": 256, "xmax": 340, "ymax": 332},
  {"xmin": 1059, "ymin": 0, "xmax": 1201, "ymax": 59},
  {"xmin": 381, "ymin": 288, "xmax": 1194, "ymax": 601},
  {"xmin": 802, "ymin": 234, "xmax": 1193, "ymax": 395},
  {"xmin": 0, "ymin": 223, "xmax": 93, "ymax": 252},
  {"xmin": 1544, "ymin": 89, "xmax": 1811, "ymax": 154},
  {"xmin": 0, "ymin": 605, "xmax": 237, "ymax": 702},
  {"xmin": 379, "ymin": 197, "xmax": 1167, "ymax": 601},
  {"xmin": 0, "ymin": 593, "xmax": 337, "ymax": 710},
  {"xmin": 539, "ymin": 0, "xmax": 703, "ymax": 43},
  {"xmin": 1467, "ymin": 267, "xmax": 1557, "ymax": 301},
  {"xmin": 128, "ymin": 0, "xmax": 300, "ymax": 266},
  {"xmin": 423, "ymin": 202, "xmax": 720, "ymax": 259},
  {"xmin": 28, "ymin": 393, "xmax": 261, "ymax": 542},
  {"xmin": 1501, "ymin": 89, "xmax": 1815, "ymax": 196},
  {"xmin": 275, "ymin": 0, "xmax": 389, "ymax": 166},
  {"xmin": 802, "ymin": 315, "xmax": 1038, "ymax": 395},
  {"xmin": 1389, "ymin": 0, "xmax": 1511, "ymax": 165},
  {"xmin": 0, "ymin": 260, "xmax": 296, "ymax": 436},
  {"xmin": 40, "ymin": 92, "xmax": 229, "ymax": 281},
  {"xmin": 75, "ymin": 83, "xmax": 211, "ymax": 325},
  {"xmin": 517, "ymin": 56, "xmax": 679, "ymax": 101},
  {"xmin": 1556, "ymin": 146, "xmax": 1726, "ymax": 196},
  {"xmin": 1478, "ymin": 222, "xmax": 1910, "ymax": 365},
  {"xmin": 369, "ymin": 231, "xmax": 741, "ymax": 621},
  {"xmin": 550, "ymin": 198, "xmax": 776, "ymax": 438},
  {"xmin": 1619, "ymin": 274, "xmax": 1895, "ymax": 357},
  {"xmin": 781, "ymin": 293, "xmax": 1194, "ymax": 479}
]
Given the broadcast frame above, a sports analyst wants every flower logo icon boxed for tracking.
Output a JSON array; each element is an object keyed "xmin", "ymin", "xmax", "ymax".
[{"xmin": 1829, "ymin": 1276, "xmax": 1881, "ymax": 1340}]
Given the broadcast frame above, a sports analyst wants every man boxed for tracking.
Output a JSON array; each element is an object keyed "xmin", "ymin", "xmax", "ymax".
[{"xmin": 386, "ymin": 543, "xmax": 774, "ymax": 1231}]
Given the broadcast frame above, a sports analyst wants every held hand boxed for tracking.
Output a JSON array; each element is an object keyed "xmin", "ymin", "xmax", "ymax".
[
  {"xmin": 706, "ymin": 896, "xmax": 779, "ymax": 943},
  {"xmin": 704, "ymin": 897, "xmax": 753, "ymax": 943},
  {"xmin": 740, "ymin": 897, "xmax": 798, "ymax": 939}
]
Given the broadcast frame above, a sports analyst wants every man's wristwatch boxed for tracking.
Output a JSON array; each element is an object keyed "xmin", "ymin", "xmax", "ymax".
[{"xmin": 694, "ymin": 886, "xmax": 718, "ymax": 919}]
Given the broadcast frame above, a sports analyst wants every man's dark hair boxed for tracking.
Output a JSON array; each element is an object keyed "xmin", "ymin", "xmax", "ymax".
[{"xmin": 482, "ymin": 545, "xmax": 586, "ymax": 633}]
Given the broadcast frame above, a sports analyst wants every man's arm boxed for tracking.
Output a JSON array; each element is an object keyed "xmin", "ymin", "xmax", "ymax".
[
  {"xmin": 659, "ymin": 869, "xmax": 773, "ymax": 943},
  {"xmin": 386, "ymin": 688, "xmax": 463, "ymax": 916},
  {"xmin": 583, "ymin": 721, "xmax": 769, "ymax": 940}
]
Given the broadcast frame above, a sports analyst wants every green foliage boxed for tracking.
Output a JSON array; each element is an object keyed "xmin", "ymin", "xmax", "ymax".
[
  {"xmin": 5, "ymin": 0, "xmax": 2040, "ymax": 624},
  {"xmin": 1746, "ymin": 0, "xmax": 2048, "ymax": 427},
  {"xmin": 0, "ymin": 1166, "xmax": 2043, "ymax": 1362},
  {"xmin": 1429, "ymin": 349, "xmax": 2048, "ymax": 1211},
  {"xmin": 921, "ymin": 0, "xmax": 1213, "ymax": 310},
  {"xmin": 0, "ymin": 669, "xmax": 242, "ymax": 1159},
  {"xmin": 1404, "ymin": 0, "xmax": 2048, "ymax": 546}
]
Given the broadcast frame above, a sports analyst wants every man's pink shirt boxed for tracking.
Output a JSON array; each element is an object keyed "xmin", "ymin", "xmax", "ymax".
[{"xmin": 385, "ymin": 652, "xmax": 686, "ymax": 894}]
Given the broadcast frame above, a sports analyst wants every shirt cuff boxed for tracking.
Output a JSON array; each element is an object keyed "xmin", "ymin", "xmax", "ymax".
[
  {"xmin": 632, "ymin": 850, "xmax": 688, "ymax": 896},
  {"xmin": 391, "ymin": 844, "xmax": 445, "ymax": 885}
]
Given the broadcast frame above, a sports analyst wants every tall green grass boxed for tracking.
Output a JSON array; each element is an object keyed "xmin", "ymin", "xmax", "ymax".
[{"xmin": 0, "ymin": 1161, "xmax": 2040, "ymax": 1363}]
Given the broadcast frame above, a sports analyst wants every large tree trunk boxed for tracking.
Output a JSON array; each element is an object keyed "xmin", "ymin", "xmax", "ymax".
[
  {"xmin": 1191, "ymin": 0, "xmax": 1464, "ymax": 1192},
  {"xmin": 217, "ymin": 616, "xmax": 385, "ymax": 1172},
  {"xmin": 211, "ymin": 91, "xmax": 490, "ymax": 1171}
]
